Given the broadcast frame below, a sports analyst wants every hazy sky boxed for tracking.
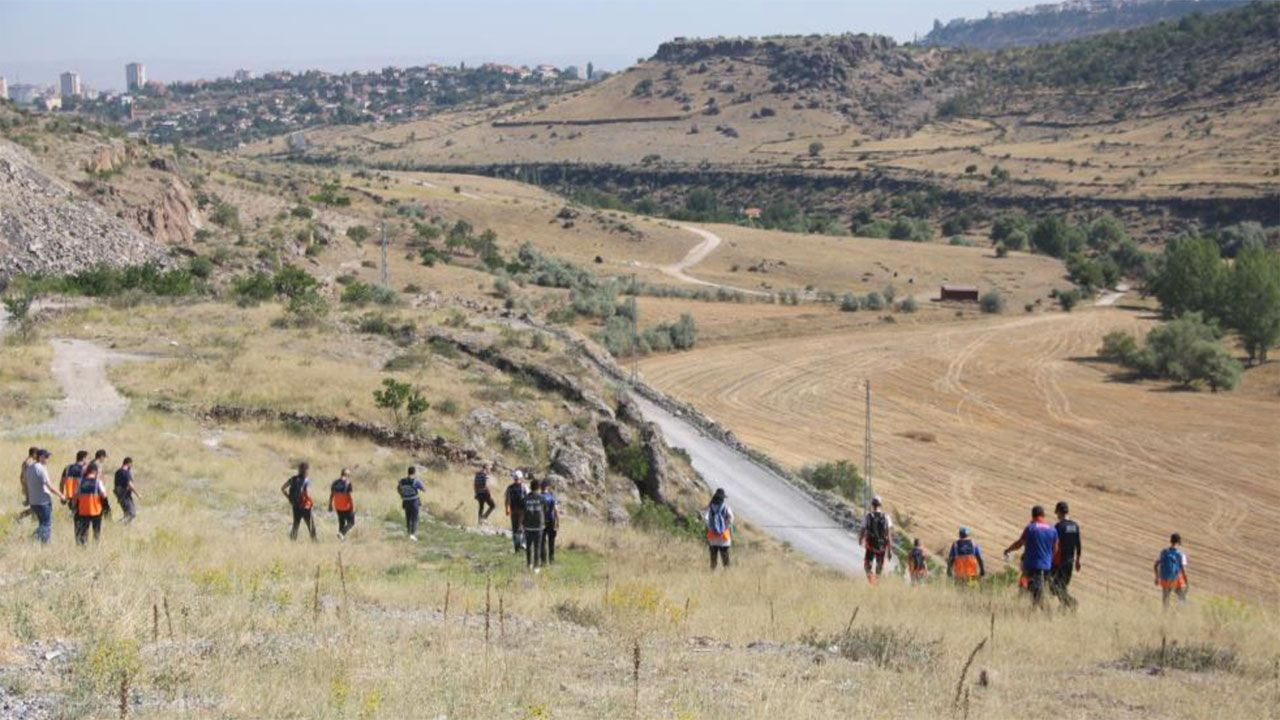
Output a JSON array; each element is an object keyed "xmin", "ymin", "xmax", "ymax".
[{"xmin": 0, "ymin": 0, "xmax": 1033, "ymax": 91}]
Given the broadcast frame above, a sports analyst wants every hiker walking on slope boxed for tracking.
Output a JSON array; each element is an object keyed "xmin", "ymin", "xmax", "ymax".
[
  {"xmin": 704, "ymin": 488, "xmax": 734, "ymax": 570},
  {"xmin": 281, "ymin": 462, "xmax": 317, "ymax": 542},
  {"xmin": 858, "ymin": 496, "xmax": 894, "ymax": 582},
  {"xmin": 1155, "ymin": 533, "xmax": 1189, "ymax": 610},
  {"xmin": 947, "ymin": 527, "xmax": 986, "ymax": 586},
  {"xmin": 1051, "ymin": 501, "xmax": 1082, "ymax": 609},
  {"xmin": 907, "ymin": 538, "xmax": 929, "ymax": 584},
  {"xmin": 473, "ymin": 464, "xmax": 496, "ymax": 525},
  {"xmin": 397, "ymin": 466, "xmax": 425, "ymax": 542},
  {"xmin": 113, "ymin": 457, "xmax": 140, "ymax": 524},
  {"xmin": 1003, "ymin": 505, "xmax": 1059, "ymax": 609},
  {"xmin": 73, "ymin": 462, "xmax": 111, "ymax": 545},
  {"xmin": 541, "ymin": 478, "xmax": 560, "ymax": 566},
  {"xmin": 24, "ymin": 449, "xmax": 63, "ymax": 544},
  {"xmin": 504, "ymin": 470, "xmax": 527, "ymax": 553},
  {"xmin": 60, "ymin": 450, "xmax": 88, "ymax": 519},
  {"xmin": 329, "ymin": 468, "xmax": 356, "ymax": 539},
  {"xmin": 16, "ymin": 447, "xmax": 37, "ymax": 521},
  {"xmin": 522, "ymin": 479, "xmax": 548, "ymax": 573}
]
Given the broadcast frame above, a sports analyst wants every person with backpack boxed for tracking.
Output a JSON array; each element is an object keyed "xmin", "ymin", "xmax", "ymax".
[
  {"xmin": 703, "ymin": 488, "xmax": 734, "ymax": 570},
  {"xmin": 1003, "ymin": 505, "xmax": 1059, "ymax": 609},
  {"xmin": 74, "ymin": 462, "xmax": 111, "ymax": 545},
  {"xmin": 1154, "ymin": 533, "xmax": 1189, "ymax": 609},
  {"xmin": 60, "ymin": 450, "xmax": 88, "ymax": 519},
  {"xmin": 113, "ymin": 457, "xmax": 140, "ymax": 524},
  {"xmin": 473, "ymin": 464, "xmax": 496, "ymax": 524},
  {"xmin": 521, "ymin": 480, "xmax": 548, "ymax": 573},
  {"xmin": 1051, "ymin": 501, "xmax": 1082, "ymax": 609},
  {"xmin": 329, "ymin": 467, "xmax": 356, "ymax": 539},
  {"xmin": 947, "ymin": 527, "xmax": 986, "ymax": 586},
  {"xmin": 541, "ymin": 478, "xmax": 560, "ymax": 566},
  {"xmin": 280, "ymin": 462, "xmax": 317, "ymax": 542},
  {"xmin": 907, "ymin": 538, "xmax": 928, "ymax": 585},
  {"xmin": 503, "ymin": 470, "xmax": 527, "ymax": 553},
  {"xmin": 397, "ymin": 466, "xmax": 425, "ymax": 541},
  {"xmin": 858, "ymin": 496, "xmax": 894, "ymax": 582},
  {"xmin": 24, "ymin": 449, "xmax": 63, "ymax": 544}
]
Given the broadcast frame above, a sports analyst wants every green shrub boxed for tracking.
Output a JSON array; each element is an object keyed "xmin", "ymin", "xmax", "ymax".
[
  {"xmin": 281, "ymin": 290, "xmax": 328, "ymax": 327},
  {"xmin": 1057, "ymin": 289, "xmax": 1080, "ymax": 312},
  {"xmin": 840, "ymin": 293, "xmax": 860, "ymax": 311},
  {"xmin": 341, "ymin": 281, "xmax": 397, "ymax": 306},
  {"xmin": 272, "ymin": 265, "xmax": 319, "ymax": 300},
  {"xmin": 863, "ymin": 292, "xmax": 885, "ymax": 311},
  {"xmin": 980, "ymin": 289, "xmax": 1004, "ymax": 314},
  {"xmin": 898, "ymin": 296, "xmax": 919, "ymax": 313},
  {"xmin": 799, "ymin": 460, "xmax": 864, "ymax": 500},
  {"xmin": 232, "ymin": 271, "xmax": 275, "ymax": 306}
]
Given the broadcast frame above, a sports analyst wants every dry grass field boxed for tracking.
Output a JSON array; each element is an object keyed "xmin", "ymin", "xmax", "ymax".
[
  {"xmin": 638, "ymin": 305, "xmax": 1280, "ymax": 602},
  {"xmin": 2, "ymin": 300, "xmax": 1278, "ymax": 718}
]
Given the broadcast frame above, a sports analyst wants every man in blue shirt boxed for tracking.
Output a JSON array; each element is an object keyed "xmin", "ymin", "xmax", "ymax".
[
  {"xmin": 397, "ymin": 466, "xmax": 425, "ymax": 541},
  {"xmin": 1003, "ymin": 505, "xmax": 1059, "ymax": 609}
]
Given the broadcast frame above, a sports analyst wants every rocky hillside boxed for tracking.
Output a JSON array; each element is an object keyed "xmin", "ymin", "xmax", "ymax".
[
  {"xmin": 0, "ymin": 107, "xmax": 203, "ymax": 281},
  {"xmin": 0, "ymin": 138, "xmax": 167, "ymax": 280},
  {"xmin": 921, "ymin": 0, "xmax": 1247, "ymax": 49}
]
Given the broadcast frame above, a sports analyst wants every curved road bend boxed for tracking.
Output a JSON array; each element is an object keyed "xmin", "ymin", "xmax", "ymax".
[{"xmin": 631, "ymin": 394, "xmax": 865, "ymax": 574}]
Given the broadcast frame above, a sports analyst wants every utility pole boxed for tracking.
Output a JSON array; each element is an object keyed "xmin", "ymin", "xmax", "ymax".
[
  {"xmin": 630, "ymin": 272, "xmax": 638, "ymax": 385},
  {"xmin": 863, "ymin": 380, "xmax": 873, "ymax": 511},
  {"xmin": 379, "ymin": 218, "xmax": 388, "ymax": 288}
]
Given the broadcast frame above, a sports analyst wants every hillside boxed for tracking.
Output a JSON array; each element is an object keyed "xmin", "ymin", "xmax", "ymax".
[
  {"xmin": 1, "ymin": 158, "xmax": 1278, "ymax": 718},
  {"xmin": 0, "ymin": 105, "xmax": 203, "ymax": 280},
  {"xmin": 921, "ymin": 0, "xmax": 1248, "ymax": 49},
  {"xmin": 256, "ymin": 2, "xmax": 1280, "ymax": 238}
]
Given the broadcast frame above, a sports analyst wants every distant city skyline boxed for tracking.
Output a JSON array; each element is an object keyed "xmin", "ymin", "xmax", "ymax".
[{"xmin": 0, "ymin": 0, "xmax": 1034, "ymax": 93}]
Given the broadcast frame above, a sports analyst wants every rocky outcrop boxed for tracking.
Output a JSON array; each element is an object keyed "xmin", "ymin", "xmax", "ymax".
[
  {"xmin": 112, "ymin": 175, "xmax": 203, "ymax": 246},
  {"xmin": 0, "ymin": 139, "xmax": 167, "ymax": 280}
]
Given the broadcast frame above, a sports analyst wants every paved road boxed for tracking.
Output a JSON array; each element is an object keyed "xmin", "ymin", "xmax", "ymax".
[{"xmin": 632, "ymin": 393, "xmax": 865, "ymax": 574}]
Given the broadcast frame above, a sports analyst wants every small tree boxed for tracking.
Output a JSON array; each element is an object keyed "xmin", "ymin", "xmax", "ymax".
[
  {"xmin": 1225, "ymin": 246, "xmax": 1280, "ymax": 364},
  {"xmin": 1057, "ymin": 289, "xmax": 1080, "ymax": 312},
  {"xmin": 2, "ymin": 291, "xmax": 37, "ymax": 342},
  {"xmin": 799, "ymin": 460, "xmax": 863, "ymax": 500},
  {"xmin": 979, "ymin": 289, "xmax": 1004, "ymax": 314},
  {"xmin": 840, "ymin": 293, "xmax": 860, "ymax": 312},
  {"xmin": 898, "ymin": 296, "xmax": 919, "ymax": 313},
  {"xmin": 373, "ymin": 378, "xmax": 429, "ymax": 431},
  {"xmin": 808, "ymin": 141, "xmax": 825, "ymax": 157},
  {"xmin": 1150, "ymin": 233, "xmax": 1224, "ymax": 319},
  {"xmin": 863, "ymin": 291, "xmax": 885, "ymax": 310},
  {"xmin": 346, "ymin": 225, "xmax": 371, "ymax": 244},
  {"xmin": 994, "ymin": 242, "xmax": 1008, "ymax": 258}
]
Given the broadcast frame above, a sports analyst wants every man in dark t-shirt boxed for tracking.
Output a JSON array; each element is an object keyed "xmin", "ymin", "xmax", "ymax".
[
  {"xmin": 1051, "ymin": 500, "xmax": 1081, "ymax": 609},
  {"xmin": 113, "ymin": 457, "xmax": 140, "ymax": 524}
]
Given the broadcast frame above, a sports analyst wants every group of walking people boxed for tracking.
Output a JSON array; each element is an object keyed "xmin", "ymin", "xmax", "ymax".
[
  {"xmin": 17, "ymin": 446, "xmax": 139, "ymax": 545},
  {"xmin": 276, "ymin": 461, "xmax": 562, "ymax": 573}
]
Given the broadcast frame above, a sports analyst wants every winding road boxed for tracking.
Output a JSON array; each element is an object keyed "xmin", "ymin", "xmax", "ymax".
[{"xmin": 658, "ymin": 225, "xmax": 768, "ymax": 296}]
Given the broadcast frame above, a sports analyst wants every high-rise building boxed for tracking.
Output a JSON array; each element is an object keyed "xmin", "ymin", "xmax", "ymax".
[
  {"xmin": 126, "ymin": 62, "xmax": 146, "ymax": 91},
  {"xmin": 0, "ymin": 76, "xmax": 8, "ymax": 101},
  {"xmin": 233, "ymin": 69, "xmax": 254, "ymax": 83},
  {"xmin": 60, "ymin": 71, "xmax": 81, "ymax": 98}
]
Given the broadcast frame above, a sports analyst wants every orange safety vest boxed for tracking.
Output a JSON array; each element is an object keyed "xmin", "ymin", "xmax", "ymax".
[
  {"xmin": 76, "ymin": 476, "xmax": 103, "ymax": 517},
  {"xmin": 332, "ymin": 482, "xmax": 353, "ymax": 512},
  {"xmin": 953, "ymin": 555, "xmax": 979, "ymax": 580}
]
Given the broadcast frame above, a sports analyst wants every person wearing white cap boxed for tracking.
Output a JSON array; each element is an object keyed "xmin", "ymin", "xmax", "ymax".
[
  {"xmin": 857, "ymin": 496, "xmax": 894, "ymax": 582},
  {"xmin": 503, "ymin": 470, "xmax": 527, "ymax": 553}
]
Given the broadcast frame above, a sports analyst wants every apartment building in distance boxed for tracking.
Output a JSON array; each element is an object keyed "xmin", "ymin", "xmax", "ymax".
[
  {"xmin": 126, "ymin": 62, "xmax": 146, "ymax": 91},
  {"xmin": 60, "ymin": 71, "xmax": 81, "ymax": 98}
]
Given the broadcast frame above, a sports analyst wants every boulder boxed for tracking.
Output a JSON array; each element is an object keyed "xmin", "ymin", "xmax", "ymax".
[
  {"xmin": 498, "ymin": 420, "xmax": 533, "ymax": 455},
  {"xmin": 596, "ymin": 419, "xmax": 634, "ymax": 453}
]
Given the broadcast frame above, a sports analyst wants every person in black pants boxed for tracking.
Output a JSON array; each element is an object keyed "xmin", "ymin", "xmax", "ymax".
[
  {"xmin": 541, "ymin": 479, "xmax": 560, "ymax": 565},
  {"xmin": 503, "ymin": 470, "xmax": 527, "ymax": 552},
  {"xmin": 397, "ymin": 466, "xmax": 425, "ymax": 541},
  {"xmin": 280, "ymin": 462, "xmax": 317, "ymax": 541},
  {"xmin": 113, "ymin": 457, "xmax": 140, "ymax": 524},
  {"xmin": 473, "ymin": 464, "xmax": 496, "ymax": 524},
  {"xmin": 522, "ymin": 480, "xmax": 547, "ymax": 572},
  {"xmin": 1051, "ymin": 500, "xmax": 1082, "ymax": 609},
  {"xmin": 329, "ymin": 468, "xmax": 356, "ymax": 539}
]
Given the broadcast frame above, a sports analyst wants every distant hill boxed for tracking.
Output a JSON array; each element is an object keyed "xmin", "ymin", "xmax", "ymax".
[{"xmin": 921, "ymin": 0, "xmax": 1249, "ymax": 49}]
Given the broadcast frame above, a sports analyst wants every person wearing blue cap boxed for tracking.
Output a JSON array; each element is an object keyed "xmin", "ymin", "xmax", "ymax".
[{"xmin": 947, "ymin": 526, "xmax": 986, "ymax": 586}]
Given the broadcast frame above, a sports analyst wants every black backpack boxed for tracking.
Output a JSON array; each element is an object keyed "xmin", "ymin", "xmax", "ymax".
[
  {"xmin": 397, "ymin": 477, "xmax": 419, "ymax": 502},
  {"xmin": 867, "ymin": 512, "xmax": 889, "ymax": 551},
  {"xmin": 287, "ymin": 475, "xmax": 307, "ymax": 506}
]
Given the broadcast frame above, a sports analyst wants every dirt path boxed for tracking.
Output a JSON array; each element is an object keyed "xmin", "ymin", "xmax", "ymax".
[
  {"xmin": 2, "ymin": 308, "xmax": 145, "ymax": 438},
  {"xmin": 657, "ymin": 226, "xmax": 769, "ymax": 296},
  {"xmin": 1094, "ymin": 283, "xmax": 1130, "ymax": 307}
]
